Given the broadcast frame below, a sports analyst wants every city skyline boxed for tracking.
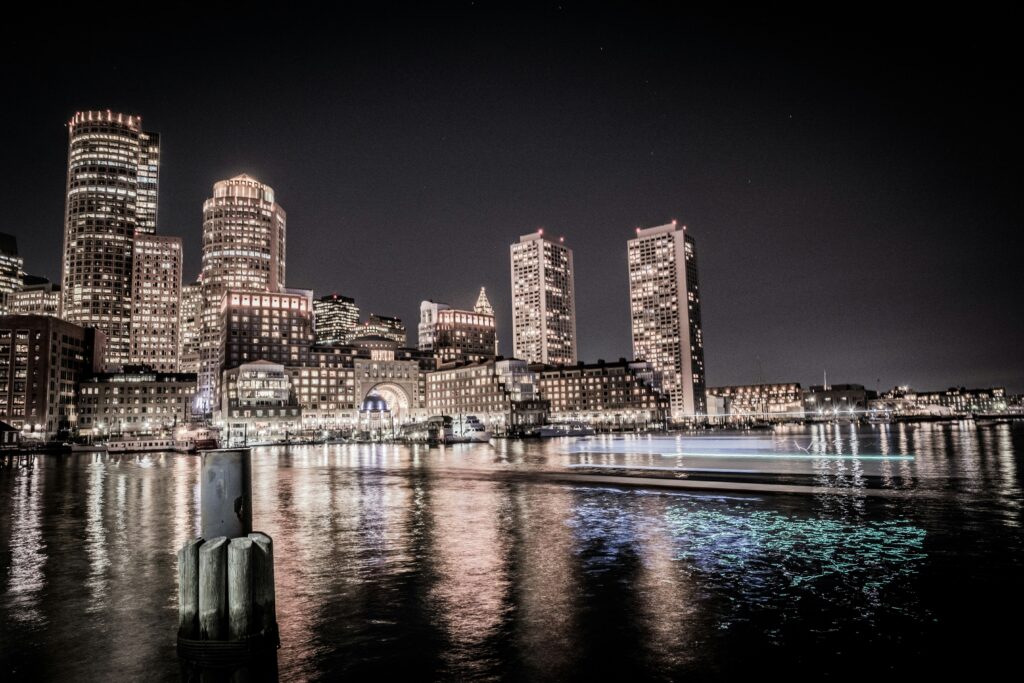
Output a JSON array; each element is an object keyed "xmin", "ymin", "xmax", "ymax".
[{"xmin": 3, "ymin": 11, "xmax": 1020, "ymax": 393}]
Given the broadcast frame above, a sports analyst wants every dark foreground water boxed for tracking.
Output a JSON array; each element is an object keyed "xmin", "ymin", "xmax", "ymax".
[{"xmin": 2, "ymin": 423, "xmax": 1023, "ymax": 681}]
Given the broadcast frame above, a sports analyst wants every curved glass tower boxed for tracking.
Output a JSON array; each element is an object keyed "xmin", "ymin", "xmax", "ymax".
[{"xmin": 197, "ymin": 174, "xmax": 286, "ymax": 411}]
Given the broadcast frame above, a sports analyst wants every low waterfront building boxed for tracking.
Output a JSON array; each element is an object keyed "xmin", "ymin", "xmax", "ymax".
[
  {"xmin": 802, "ymin": 384, "xmax": 871, "ymax": 418},
  {"xmin": 870, "ymin": 385, "xmax": 1008, "ymax": 417},
  {"xmin": 0, "ymin": 315, "xmax": 104, "ymax": 438},
  {"xmin": 706, "ymin": 383, "xmax": 804, "ymax": 422},
  {"xmin": 534, "ymin": 359, "xmax": 669, "ymax": 430},
  {"xmin": 314, "ymin": 293, "xmax": 360, "ymax": 345},
  {"xmin": 425, "ymin": 358, "xmax": 547, "ymax": 434},
  {"xmin": 5, "ymin": 276, "xmax": 61, "ymax": 318},
  {"xmin": 77, "ymin": 369, "xmax": 197, "ymax": 437},
  {"xmin": 220, "ymin": 361, "xmax": 302, "ymax": 443},
  {"xmin": 418, "ymin": 289, "xmax": 498, "ymax": 364}
]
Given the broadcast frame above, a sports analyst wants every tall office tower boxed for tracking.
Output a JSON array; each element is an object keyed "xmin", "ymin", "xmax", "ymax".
[
  {"xmin": 0, "ymin": 233, "xmax": 25, "ymax": 313},
  {"xmin": 61, "ymin": 111, "xmax": 159, "ymax": 367},
  {"xmin": 129, "ymin": 234, "xmax": 181, "ymax": 371},
  {"xmin": 510, "ymin": 230, "xmax": 577, "ymax": 365},
  {"xmin": 178, "ymin": 280, "xmax": 203, "ymax": 374},
  {"xmin": 197, "ymin": 175, "xmax": 286, "ymax": 410},
  {"xmin": 627, "ymin": 221, "xmax": 707, "ymax": 420},
  {"xmin": 314, "ymin": 294, "xmax": 360, "ymax": 345}
]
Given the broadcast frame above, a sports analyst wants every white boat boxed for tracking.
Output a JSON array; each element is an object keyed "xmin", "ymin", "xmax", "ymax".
[
  {"xmin": 452, "ymin": 415, "xmax": 492, "ymax": 443},
  {"xmin": 104, "ymin": 437, "xmax": 192, "ymax": 453},
  {"xmin": 536, "ymin": 423, "xmax": 595, "ymax": 437}
]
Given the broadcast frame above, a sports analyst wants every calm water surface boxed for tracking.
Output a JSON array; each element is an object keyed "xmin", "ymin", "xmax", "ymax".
[{"xmin": 2, "ymin": 423, "xmax": 1023, "ymax": 680}]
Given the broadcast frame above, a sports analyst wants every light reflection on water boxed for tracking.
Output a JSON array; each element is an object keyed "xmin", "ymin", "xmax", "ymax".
[{"xmin": 0, "ymin": 424, "xmax": 1022, "ymax": 680}]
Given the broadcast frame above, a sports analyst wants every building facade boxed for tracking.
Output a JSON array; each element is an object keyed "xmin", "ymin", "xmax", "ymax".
[
  {"xmin": 803, "ymin": 384, "xmax": 870, "ymax": 418},
  {"xmin": 0, "ymin": 233, "xmax": 24, "ymax": 313},
  {"xmin": 5, "ymin": 276, "xmax": 60, "ymax": 318},
  {"xmin": 418, "ymin": 290, "xmax": 498, "ymax": 364},
  {"xmin": 706, "ymin": 383, "xmax": 804, "ymax": 422},
  {"xmin": 0, "ymin": 315, "xmax": 104, "ymax": 438},
  {"xmin": 178, "ymin": 280, "xmax": 203, "ymax": 374},
  {"xmin": 358, "ymin": 314, "xmax": 406, "ymax": 346},
  {"xmin": 627, "ymin": 221, "xmax": 707, "ymax": 420},
  {"xmin": 198, "ymin": 175, "xmax": 287, "ymax": 410},
  {"xmin": 61, "ymin": 111, "xmax": 160, "ymax": 368},
  {"xmin": 219, "ymin": 288, "xmax": 315, "ymax": 378},
  {"xmin": 871, "ymin": 386, "xmax": 1008, "ymax": 417},
  {"xmin": 510, "ymin": 230, "xmax": 577, "ymax": 365},
  {"xmin": 77, "ymin": 370, "xmax": 197, "ymax": 436},
  {"xmin": 220, "ymin": 361, "xmax": 302, "ymax": 443},
  {"xmin": 425, "ymin": 358, "xmax": 546, "ymax": 434},
  {"xmin": 129, "ymin": 234, "xmax": 182, "ymax": 371},
  {"xmin": 534, "ymin": 359, "xmax": 669, "ymax": 429},
  {"xmin": 314, "ymin": 293, "xmax": 359, "ymax": 345}
]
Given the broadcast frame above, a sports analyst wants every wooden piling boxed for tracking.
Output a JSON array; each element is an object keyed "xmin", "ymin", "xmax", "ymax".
[
  {"xmin": 228, "ymin": 537, "xmax": 254, "ymax": 640},
  {"xmin": 177, "ymin": 537, "xmax": 203, "ymax": 639},
  {"xmin": 198, "ymin": 536, "xmax": 228, "ymax": 640},
  {"xmin": 248, "ymin": 532, "xmax": 277, "ymax": 635}
]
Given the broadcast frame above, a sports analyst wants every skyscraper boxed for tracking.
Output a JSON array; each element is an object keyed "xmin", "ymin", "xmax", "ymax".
[
  {"xmin": 510, "ymin": 230, "xmax": 577, "ymax": 365},
  {"xmin": 0, "ymin": 233, "xmax": 24, "ymax": 313},
  {"xmin": 178, "ymin": 280, "xmax": 203, "ymax": 374},
  {"xmin": 129, "ymin": 234, "xmax": 181, "ymax": 371},
  {"xmin": 197, "ymin": 175, "xmax": 286, "ymax": 410},
  {"xmin": 313, "ymin": 293, "xmax": 359, "ymax": 345},
  {"xmin": 61, "ymin": 111, "xmax": 159, "ymax": 366},
  {"xmin": 627, "ymin": 221, "xmax": 707, "ymax": 420}
]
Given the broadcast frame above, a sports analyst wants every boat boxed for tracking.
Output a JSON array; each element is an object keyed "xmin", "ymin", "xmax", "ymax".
[
  {"xmin": 104, "ymin": 437, "xmax": 192, "ymax": 453},
  {"xmin": 535, "ymin": 423, "xmax": 595, "ymax": 438},
  {"xmin": 452, "ymin": 415, "xmax": 492, "ymax": 443},
  {"xmin": 398, "ymin": 416, "xmax": 455, "ymax": 444}
]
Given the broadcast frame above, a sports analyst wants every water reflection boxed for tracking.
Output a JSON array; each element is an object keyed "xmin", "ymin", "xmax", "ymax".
[{"xmin": 0, "ymin": 426, "xmax": 1022, "ymax": 680}]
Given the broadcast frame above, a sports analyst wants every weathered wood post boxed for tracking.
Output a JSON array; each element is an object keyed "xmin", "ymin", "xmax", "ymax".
[
  {"xmin": 176, "ymin": 448, "xmax": 279, "ymax": 681},
  {"xmin": 200, "ymin": 448, "xmax": 252, "ymax": 539}
]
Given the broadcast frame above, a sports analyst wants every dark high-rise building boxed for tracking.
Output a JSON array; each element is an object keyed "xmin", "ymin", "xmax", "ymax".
[
  {"xmin": 0, "ymin": 233, "xmax": 24, "ymax": 311},
  {"xmin": 314, "ymin": 294, "xmax": 359, "ymax": 345},
  {"xmin": 627, "ymin": 221, "xmax": 707, "ymax": 419},
  {"xmin": 357, "ymin": 313, "xmax": 406, "ymax": 346},
  {"xmin": 61, "ymin": 111, "xmax": 160, "ymax": 367}
]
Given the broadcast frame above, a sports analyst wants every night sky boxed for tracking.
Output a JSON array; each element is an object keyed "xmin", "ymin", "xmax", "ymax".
[{"xmin": 3, "ymin": 7, "xmax": 1021, "ymax": 392}]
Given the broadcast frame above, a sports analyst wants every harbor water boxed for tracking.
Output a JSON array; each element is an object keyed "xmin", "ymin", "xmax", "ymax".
[{"xmin": 2, "ymin": 422, "xmax": 1022, "ymax": 680}]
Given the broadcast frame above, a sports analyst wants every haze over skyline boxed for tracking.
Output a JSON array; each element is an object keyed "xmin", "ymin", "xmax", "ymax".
[{"xmin": 3, "ymin": 8, "xmax": 1020, "ymax": 392}]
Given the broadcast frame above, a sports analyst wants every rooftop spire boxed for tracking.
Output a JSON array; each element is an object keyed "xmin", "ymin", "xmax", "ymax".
[{"xmin": 474, "ymin": 286, "xmax": 494, "ymax": 316}]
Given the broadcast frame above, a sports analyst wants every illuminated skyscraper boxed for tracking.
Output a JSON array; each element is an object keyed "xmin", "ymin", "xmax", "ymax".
[
  {"xmin": 61, "ymin": 111, "xmax": 160, "ymax": 366},
  {"xmin": 510, "ymin": 230, "xmax": 576, "ymax": 365},
  {"xmin": 0, "ymin": 233, "xmax": 24, "ymax": 313},
  {"xmin": 627, "ymin": 221, "xmax": 706, "ymax": 419},
  {"xmin": 314, "ymin": 293, "xmax": 359, "ymax": 345},
  {"xmin": 129, "ymin": 234, "xmax": 181, "ymax": 371},
  {"xmin": 197, "ymin": 175, "xmax": 286, "ymax": 410},
  {"xmin": 178, "ymin": 280, "xmax": 203, "ymax": 374}
]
